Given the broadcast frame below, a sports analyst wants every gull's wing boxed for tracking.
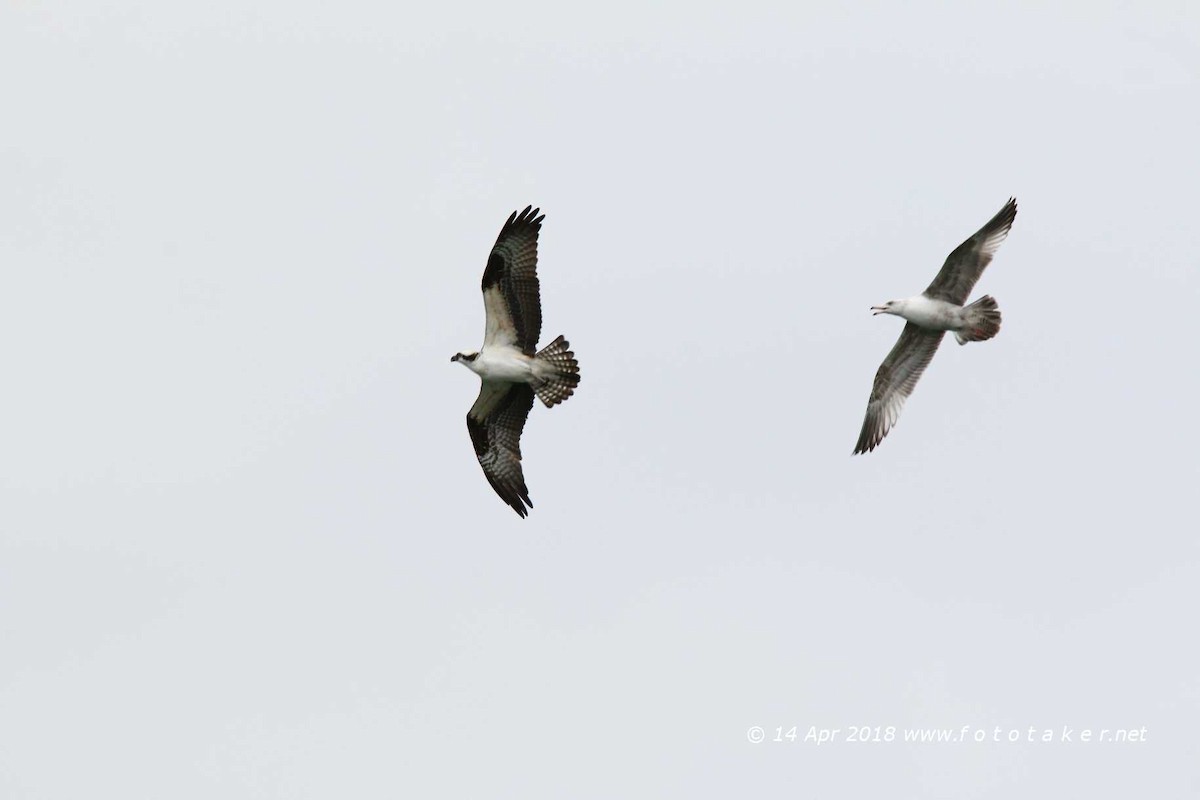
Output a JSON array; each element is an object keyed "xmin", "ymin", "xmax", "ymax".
[
  {"xmin": 923, "ymin": 198, "xmax": 1017, "ymax": 305},
  {"xmin": 466, "ymin": 382, "xmax": 536, "ymax": 517},
  {"xmin": 854, "ymin": 323, "xmax": 946, "ymax": 454},
  {"xmin": 481, "ymin": 206, "xmax": 544, "ymax": 354}
]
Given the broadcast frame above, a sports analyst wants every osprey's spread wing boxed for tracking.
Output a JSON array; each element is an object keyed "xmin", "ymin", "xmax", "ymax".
[
  {"xmin": 923, "ymin": 198, "xmax": 1017, "ymax": 305},
  {"xmin": 854, "ymin": 323, "xmax": 946, "ymax": 454},
  {"xmin": 466, "ymin": 382, "xmax": 536, "ymax": 517},
  {"xmin": 481, "ymin": 206, "xmax": 544, "ymax": 354}
]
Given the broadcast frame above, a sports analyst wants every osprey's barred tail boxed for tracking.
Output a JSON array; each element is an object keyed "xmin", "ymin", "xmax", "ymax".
[
  {"xmin": 533, "ymin": 335, "xmax": 580, "ymax": 408},
  {"xmin": 955, "ymin": 295, "xmax": 1002, "ymax": 345}
]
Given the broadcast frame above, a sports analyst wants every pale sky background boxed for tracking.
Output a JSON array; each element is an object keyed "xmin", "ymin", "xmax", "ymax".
[{"xmin": 2, "ymin": 2, "xmax": 1198, "ymax": 797}]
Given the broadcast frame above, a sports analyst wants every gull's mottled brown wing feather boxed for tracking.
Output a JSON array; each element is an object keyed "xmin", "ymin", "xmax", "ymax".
[
  {"xmin": 923, "ymin": 198, "xmax": 1017, "ymax": 305},
  {"xmin": 854, "ymin": 323, "xmax": 945, "ymax": 454}
]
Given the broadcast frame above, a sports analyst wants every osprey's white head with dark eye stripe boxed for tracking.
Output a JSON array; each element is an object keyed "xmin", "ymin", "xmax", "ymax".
[{"xmin": 453, "ymin": 206, "xmax": 582, "ymax": 517}]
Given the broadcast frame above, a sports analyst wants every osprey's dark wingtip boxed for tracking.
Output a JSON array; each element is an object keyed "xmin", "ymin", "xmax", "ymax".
[
  {"xmin": 510, "ymin": 495, "xmax": 532, "ymax": 519},
  {"xmin": 498, "ymin": 205, "xmax": 545, "ymax": 236},
  {"xmin": 512, "ymin": 204, "xmax": 543, "ymax": 223}
]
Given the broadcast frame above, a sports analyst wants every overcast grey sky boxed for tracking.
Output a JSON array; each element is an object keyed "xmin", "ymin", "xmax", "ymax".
[{"xmin": 2, "ymin": 2, "xmax": 1198, "ymax": 797}]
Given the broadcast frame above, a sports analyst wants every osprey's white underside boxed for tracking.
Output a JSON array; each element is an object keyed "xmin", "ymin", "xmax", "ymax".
[
  {"xmin": 483, "ymin": 285, "xmax": 518, "ymax": 349},
  {"xmin": 463, "ymin": 344, "xmax": 553, "ymax": 385}
]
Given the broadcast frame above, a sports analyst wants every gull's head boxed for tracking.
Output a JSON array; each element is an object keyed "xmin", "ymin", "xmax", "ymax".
[
  {"xmin": 451, "ymin": 351, "xmax": 479, "ymax": 366},
  {"xmin": 872, "ymin": 301, "xmax": 899, "ymax": 316}
]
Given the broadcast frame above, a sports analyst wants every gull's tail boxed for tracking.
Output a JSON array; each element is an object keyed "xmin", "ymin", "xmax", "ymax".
[
  {"xmin": 532, "ymin": 335, "xmax": 580, "ymax": 407},
  {"xmin": 955, "ymin": 295, "xmax": 1002, "ymax": 345}
]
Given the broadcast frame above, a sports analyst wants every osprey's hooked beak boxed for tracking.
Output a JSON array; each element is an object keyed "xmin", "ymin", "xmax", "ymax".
[{"xmin": 450, "ymin": 354, "xmax": 460, "ymax": 362}]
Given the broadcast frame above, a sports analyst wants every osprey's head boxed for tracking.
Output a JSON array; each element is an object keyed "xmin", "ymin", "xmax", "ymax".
[
  {"xmin": 871, "ymin": 300, "xmax": 901, "ymax": 316},
  {"xmin": 451, "ymin": 351, "xmax": 480, "ymax": 365}
]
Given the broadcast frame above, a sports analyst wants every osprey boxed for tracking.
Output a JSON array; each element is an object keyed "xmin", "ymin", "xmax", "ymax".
[
  {"xmin": 853, "ymin": 198, "xmax": 1017, "ymax": 454},
  {"xmin": 452, "ymin": 206, "xmax": 581, "ymax": 517}
]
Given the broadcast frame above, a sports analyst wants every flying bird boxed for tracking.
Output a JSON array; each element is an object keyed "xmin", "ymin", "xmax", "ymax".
[
  {"xmin": 452, "ymin": 206, "xmax": 581, "ymax": 517},
  {"xmin": 853, "ymin": 198, "xmax": 1017, "ymax": 454}
]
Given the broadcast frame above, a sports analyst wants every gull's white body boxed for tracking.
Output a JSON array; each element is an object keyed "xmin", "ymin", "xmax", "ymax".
[{"xmin": 884, "ymin": 295, "xmax": 965, "ymax": 331}]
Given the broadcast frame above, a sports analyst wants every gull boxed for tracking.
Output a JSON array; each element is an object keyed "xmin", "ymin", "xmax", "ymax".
[{"xmin": 854, "ymin": 198, "xmax": 1017, "ymax": 454}]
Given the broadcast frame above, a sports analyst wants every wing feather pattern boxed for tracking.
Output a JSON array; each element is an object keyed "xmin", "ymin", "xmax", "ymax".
[
  {"xmin": 923, "ymin": 198, "xmax": 1017, "ymax": 305},
  {"xmin": 854, "ymin": 324, "xmax": 945, "ymax": 454},
  {"xmin": 467, "ymin": 383, "xmax": 536, "ymax": 517},
  {"xmin": 481, "ymin": 206, "xmax": 544, "ymax": 354}
]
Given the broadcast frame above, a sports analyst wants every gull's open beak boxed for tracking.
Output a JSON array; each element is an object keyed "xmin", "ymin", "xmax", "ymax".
[{"xmin": 871, "ymin": 305, "xmax": 887, "ymax": 316}]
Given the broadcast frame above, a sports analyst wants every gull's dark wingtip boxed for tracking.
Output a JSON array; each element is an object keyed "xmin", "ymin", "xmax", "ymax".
[{"xmin": 998, "ymin": 197, "xmax": 1018, "ymax": 226}]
